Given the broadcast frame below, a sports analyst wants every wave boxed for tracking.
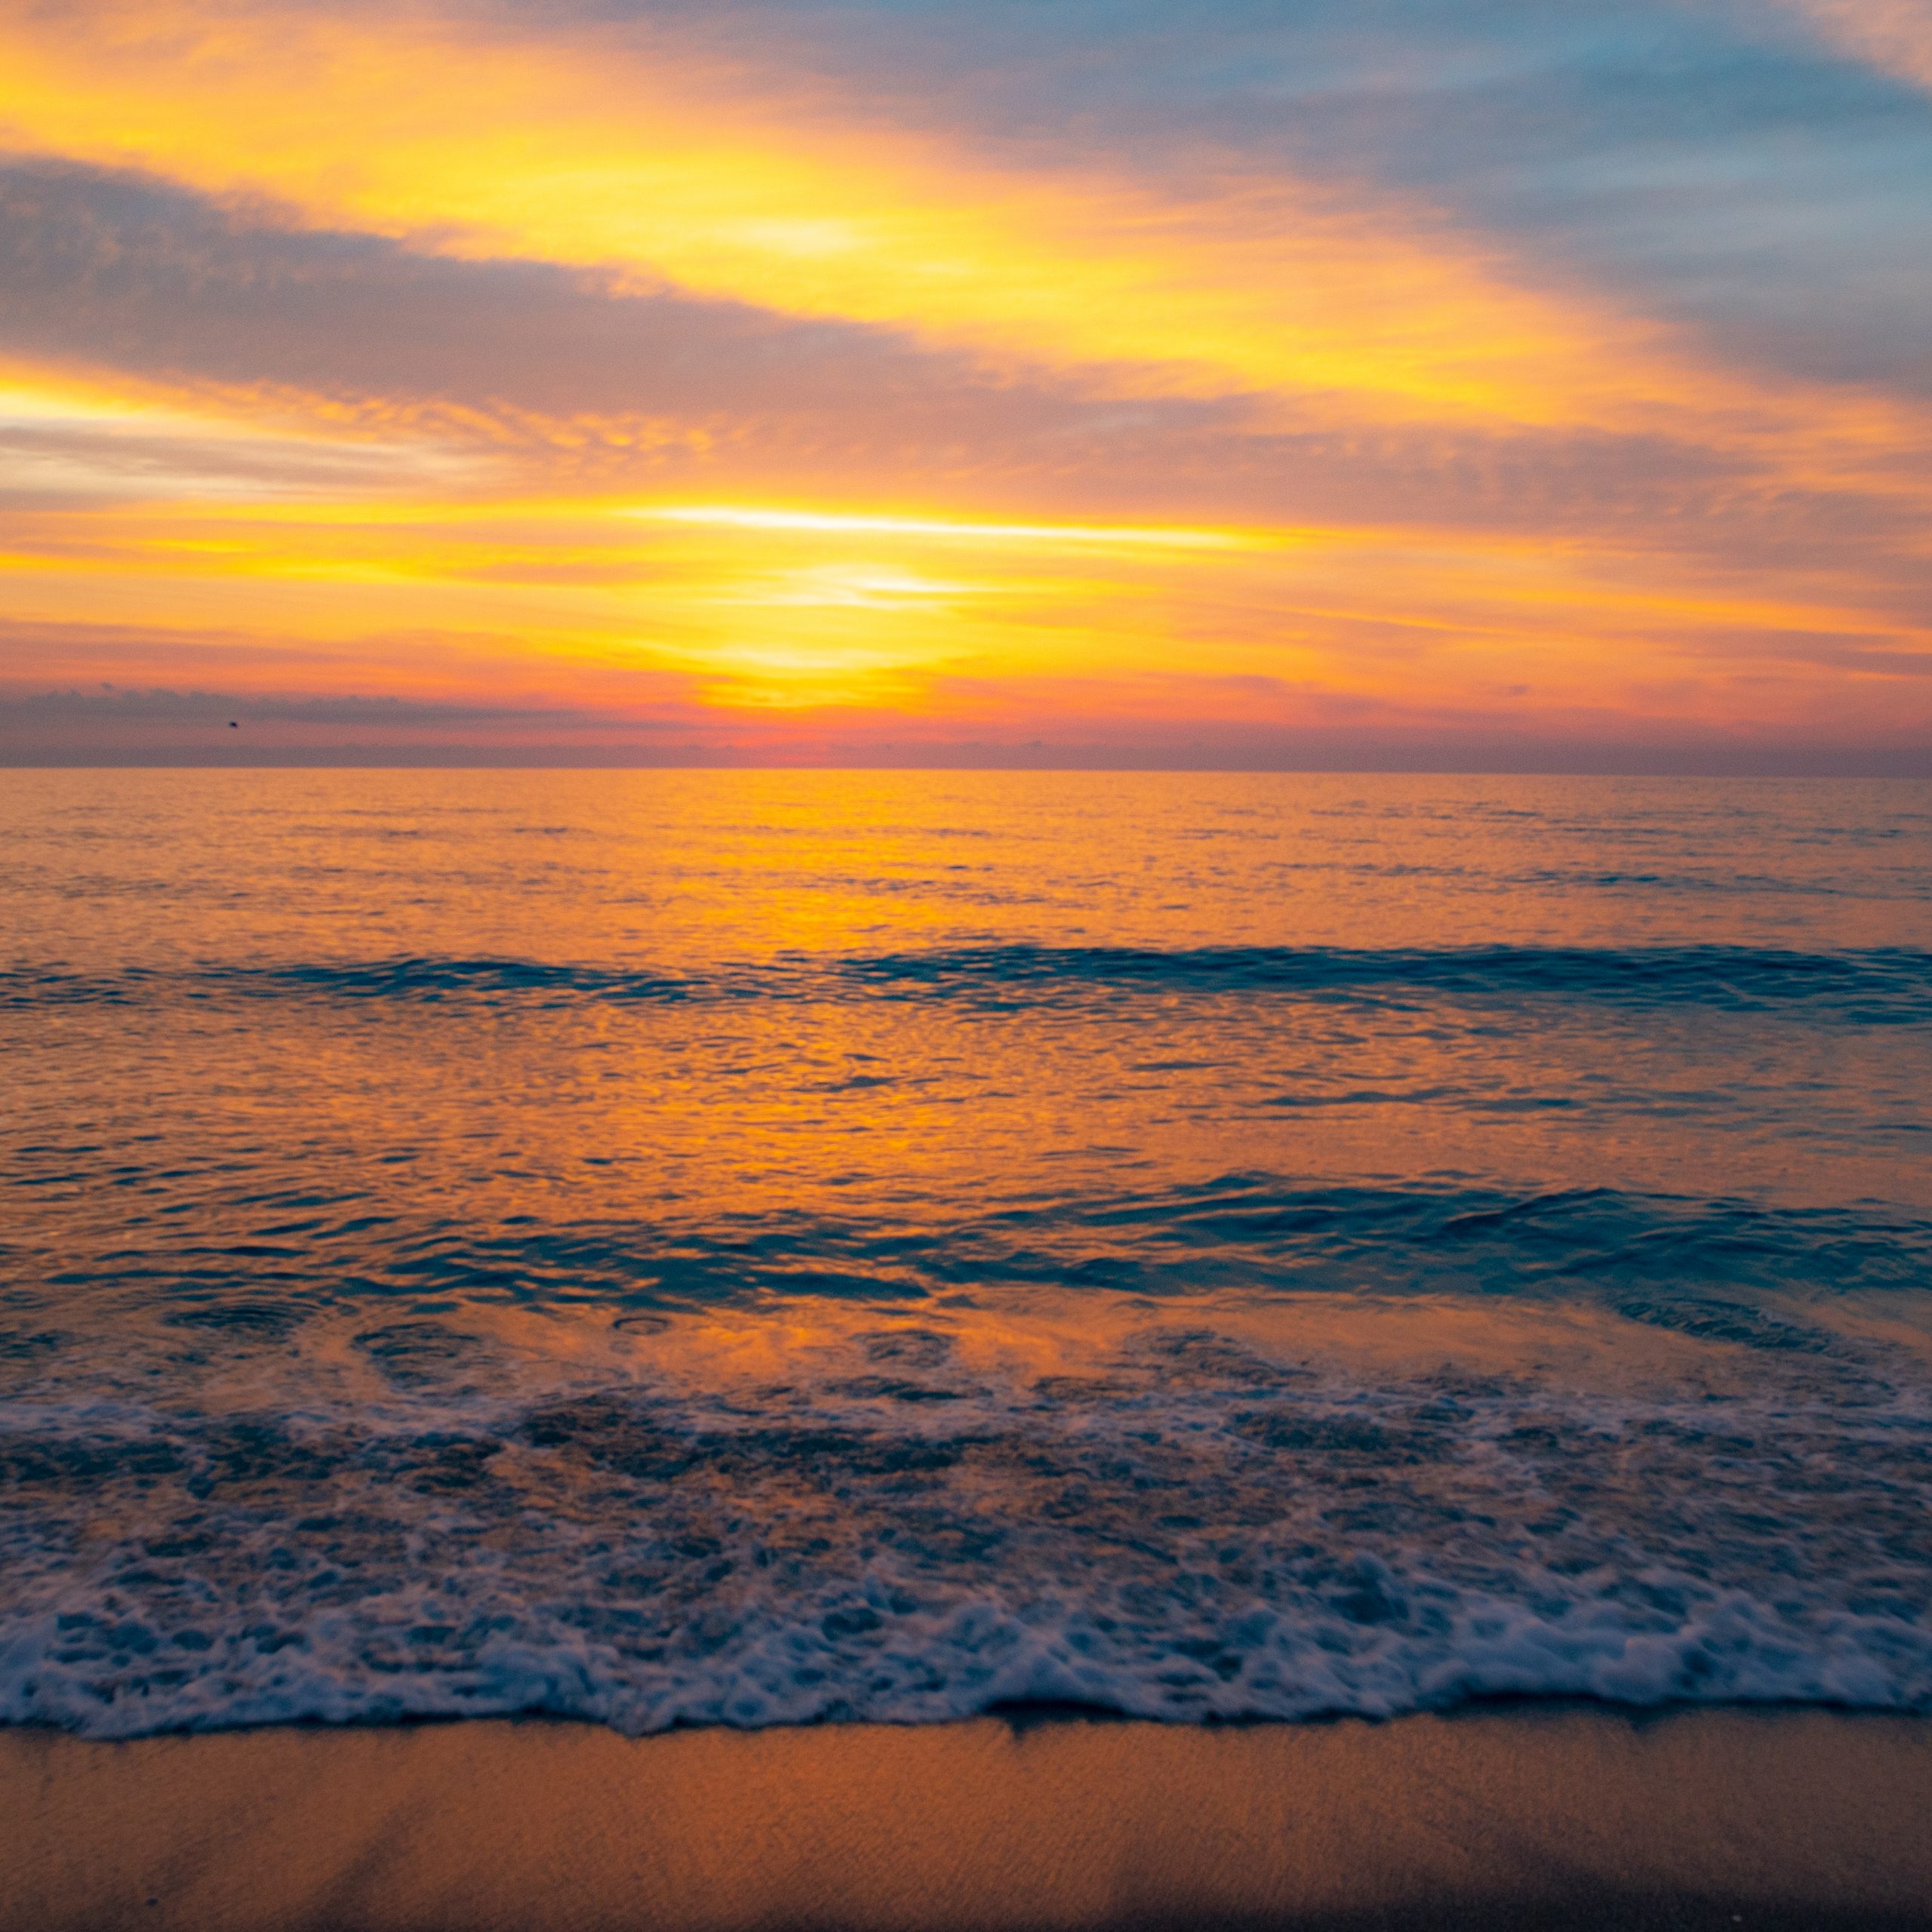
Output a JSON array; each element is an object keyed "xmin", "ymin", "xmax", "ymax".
[
  {"xmin": 0, "ymin": 958, "xmax": 707, "ymax": 1008},
  {"xmin": 5, "ymin": 1325, "xmax": 1930, "ymax": 1738},
  {"xmin": 8, "ymin": 943, "xmax": 1932, "ymax": 1022},
  {"xmin": 28, "ymin": 1179, "xmax": 1932, "ymax": 1326},
  {"xmin": 841, "ymin": 944, "xmax": 1932, "ymax": 1021},
  {"xmin": 6, "ymin": 1162, "xmax": 1929, "ymax": 1739}
]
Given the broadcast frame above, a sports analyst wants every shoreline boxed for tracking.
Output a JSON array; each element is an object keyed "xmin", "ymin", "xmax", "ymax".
[{"xmin": 8, "ymin": 1703, "xmax": 1932, "ymax": 1930}]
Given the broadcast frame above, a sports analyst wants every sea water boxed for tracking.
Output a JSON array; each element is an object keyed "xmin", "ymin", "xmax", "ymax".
[{"xmin": 3, "ymin": 770, "xmax": 1930, "ymax": 1735}]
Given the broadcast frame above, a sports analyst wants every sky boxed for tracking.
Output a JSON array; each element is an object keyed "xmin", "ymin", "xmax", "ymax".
[{"xmin": 2, "ymin": 0, "xmax": 1930, "ymax": 768}]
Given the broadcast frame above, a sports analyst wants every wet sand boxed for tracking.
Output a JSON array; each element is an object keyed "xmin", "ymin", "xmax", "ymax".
[{"xmin": 6, "ymin": 1706, "xmax": 1932, "ymax": 1931}]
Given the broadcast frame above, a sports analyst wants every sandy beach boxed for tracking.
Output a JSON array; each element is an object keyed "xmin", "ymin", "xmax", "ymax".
[{"xmin": 7, "ymin": 1706, "xmax": 1932, "ymax": 1931}]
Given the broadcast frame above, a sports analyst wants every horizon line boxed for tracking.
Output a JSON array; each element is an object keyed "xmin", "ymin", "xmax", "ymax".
[{"xmin": 5, "ymin": 760, "xmax": 1928, "ymax": 780}]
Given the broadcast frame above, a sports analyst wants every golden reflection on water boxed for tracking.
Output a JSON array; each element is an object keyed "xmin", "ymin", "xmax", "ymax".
[
  {"xmin": 5, "ymin": 772, "xmax": 1932, "ymax": 1734},
  {"xmin": 11, "ymin": 768, "xmax": 1928, "ymax": 967},
  {"xmin": 7, "ymin": 771, "xmax": 1927, "ymax": 1361}
]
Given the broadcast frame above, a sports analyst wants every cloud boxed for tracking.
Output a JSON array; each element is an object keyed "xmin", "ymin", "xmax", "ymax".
[
  {"xmin": 1764, "ymin": 0, "xmax": 1932, "ymax": 89},
  {"xmin": 491, "ymin": 0, "xmax": 1932, "ymax": 396},
  {"xmin": 8, "ymin": 672, "xmax": 1925, "ymax": 774},
  {"xmin": 4, "ymin": 157, "xmax": 1927, "ymax": 575},
  {"xmin": 4, "ymin": 0, "xmax": 1903, "ymax": 451},
  {"xmin": 0, "ymin": 0, "xmax": 1926, "ymax": 767},
  {"xmin": 0, "ymin": 156, "xmax": 1141, "ymax": 445}
]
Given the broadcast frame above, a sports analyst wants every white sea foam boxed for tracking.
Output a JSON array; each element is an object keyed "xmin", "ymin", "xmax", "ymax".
[
  {"xmin": 5, "ymin": 778, "xmax": 1931, "ymax": 1740},
  {"xmin": 6, "ymin": 1335, "xmax": 1931, "ymax": 1737}
]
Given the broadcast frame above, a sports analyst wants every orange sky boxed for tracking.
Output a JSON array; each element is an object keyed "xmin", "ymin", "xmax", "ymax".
[{"xmin": 2, "ymin": 0, "xmax": 1928, "ymax": 766}]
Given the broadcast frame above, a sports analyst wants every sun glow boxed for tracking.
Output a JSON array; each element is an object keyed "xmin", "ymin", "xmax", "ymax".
[
  {"xmin": 629, "ymin": 507, "xmax": 1252, "ymax": 549},
  {"xmin": 0, "ymin": 0, "xmax": 1927, "ymax": 764}
]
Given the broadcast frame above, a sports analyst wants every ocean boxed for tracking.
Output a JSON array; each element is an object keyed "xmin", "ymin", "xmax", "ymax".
[{"xmin": 4, "ymin": 769, "xmax": 1930, "ymax": 1737}]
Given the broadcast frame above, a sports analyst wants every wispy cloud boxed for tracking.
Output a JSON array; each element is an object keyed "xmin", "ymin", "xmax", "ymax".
[
  {"xmin": 0, "ymin": 0, "xmax": 1926, "ymax": 765},
  {"xmin": 1768, "ymin": 0, "xmax": 1932, "ymax": 88}
]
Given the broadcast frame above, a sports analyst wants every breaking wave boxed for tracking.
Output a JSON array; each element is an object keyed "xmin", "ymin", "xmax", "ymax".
[{"xmin": 5, "ymin": 1326, "xmax": 1930, "ymax": 1738}]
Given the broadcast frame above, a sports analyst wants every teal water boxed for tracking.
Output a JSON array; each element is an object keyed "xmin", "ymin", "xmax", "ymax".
[{"xmin": 3, "ymin": 771, "xmax": 1930, "ymax": 1734}]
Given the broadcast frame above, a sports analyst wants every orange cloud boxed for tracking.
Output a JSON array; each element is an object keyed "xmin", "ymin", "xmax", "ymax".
[
  {"xmin": 1770, "ymin": 0, "xmax": 1932, "ymax": 87},
  {"xmin": 2, "ymin": 0, "xmax": 1927, "ymax": 765},
  {"xmin": 5, "ymin": 479, "xmax": 1924, "ymax": 728},
  {"xmin": 1, "ymin": 0, "xmax": 1925, "ymax": 499}
]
